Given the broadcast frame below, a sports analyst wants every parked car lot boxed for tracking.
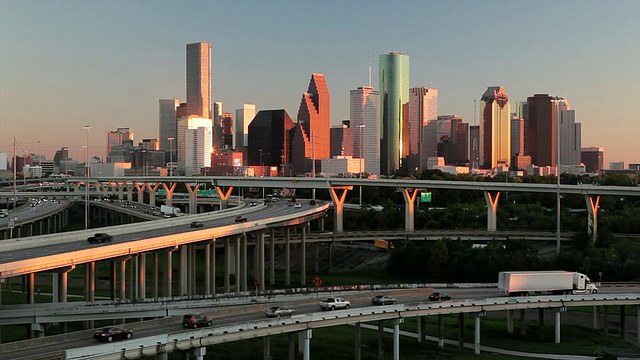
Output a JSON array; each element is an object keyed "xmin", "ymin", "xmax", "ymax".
[
  {"xmin": 428, "ymin": 291, "xmax": 452, "ymax": 301},
  {"xmin": 182, "ymin": 313, "xmax": 212, "ymax": 328},
  {"xmin": 92, "ymin": 326, "xmax": 132, "ymax": 342},
  {"xmin": 265, "ymin": 306, "xmax": 296, "ymax": 318},
  {"xmin": 371, "ymin": 294, "xmax": 396, "ymax": 305}
]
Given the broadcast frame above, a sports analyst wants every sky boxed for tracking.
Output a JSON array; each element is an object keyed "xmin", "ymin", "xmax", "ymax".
[{"xmin": 1, "ymin": 0, "xmax": 639, "ymax": 167}]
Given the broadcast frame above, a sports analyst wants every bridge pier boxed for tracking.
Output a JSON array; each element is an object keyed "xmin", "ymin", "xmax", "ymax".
[
  {"xmin": 137, "ymin": 253, "xmax": 146, "ymax": 300},
  {"xmin": 163, "ymin": 248, "xmax": 175, "ymax": 298},
  {"xmin": 215, "ymin": 185, "xmax": 234, "ymax": 210},
  {"xmin": 355, "ymin": 322, "xmax": 361, "ymax": 360},
  {"xmin": 134, "ymin": 182, "xmax": 145, "ymax": 205},
  {"xmin": 484, "ymin": 191, "xmax": 500, "ymax": 231},
  {"xmin": 235, "ymin": 236, "xmax": 241, "ymax": 292},
  {"xmin": 240, "ymin": 235, "xmax": 247, "ymax": 292},
  {"xmin": 329, "ymin": 186, "xmax": 352, "ymax": 233},
  {"xmin": 270, "ymin": 228, "xmax": 275, "ymax": 285},
  {"xmin": 179, "ymin": 245, "xmax": 187, "ymax": 296},
  {"xmin": 401, "ymin": 188, "xmax": 419, "ymax": 231},
  {"xmin": 507, "ymin": 309, "xmax": 514, "ymax": 333},
  {"xmin": 191, "ymin": 346, "xmax": 206, "ymax": 360},
  {"xmin": 417, "ymin": 316, "xmax": 425, "ymax": 342},
  {"xmin": 438, "ymin": 314, "xmax": 444, "ymax": 348},
  {"xmin": 285, "ymin": 228, "xmax": 291, "ymax": 286},
  {"xmin": 162, "ymin": 182, "xmax": 177, "ymax": 207},
  {"xmin": 224, "ymin": 238, "xmax": 231, "ymax": 293},
  {"xmin": 147, "ymin": 182, "xmax": 160, "ymax": 208},
  {"xmin": 185, "ymin": 183, "xmax": 200, "ymax": 215},
  {"xmin": 300, "ymin": 226, "xmax": 306, "ymax": 286},
  {"xmin": 263, "ymin": 336, "xmax": 271, "ymax": 360},
  {"xmin": 474, "ymin": 312, "xmax": 484, "ymax": 354},
  {"xmin": 302, "ymin": 329, "xmax": 312, "ymax": 360},
  {"xmin": 585, "ymin": 195, "xmax": 600, "ymax": 243},
  {"xmin": 393, "ymin": 318, "xmax": 403, "ymax": 360},
  {"xmin": 555, "ymin": 308, "xmax": 563, "ymax": 343},
  {"xmin": 259, "ymin": 232, "xmax": 266, "ymax": 291}
]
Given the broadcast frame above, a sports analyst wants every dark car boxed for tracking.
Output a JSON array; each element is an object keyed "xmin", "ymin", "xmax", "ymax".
[
  {"xmin": 265, "ymin": 306, "xmax": 296, "ymax": 318},
  {"xmin": 249, "ymin": 202, "xmax": 257, "ymax": 206},
  {"xmin": 87, "ymin": 233, "xmax": 113, "ymax": 244},
  {"xmin": 190, "ymin": 221, "xmax": 204, "ymax": 228},
  {"xmin": 182, "ymin": 313, "xmax": 212, "ymax": 328},
  {"xmin": 309, "ymin": 199, "xmax": 316, "ymax": 205},
  {"xmin": 234, "ymin": 215, "xmax": 247, "ymax": 223},
  {"xmin": 371, "ymin": 294, "xmax": 397, "ymax": 305},
  {"xmin": 93, "ymin": 326, "xmax": 132, "ymax": 342},
  {"xmin": 428, "ymin": 292, "xmax": 452, "ymax": 301}
]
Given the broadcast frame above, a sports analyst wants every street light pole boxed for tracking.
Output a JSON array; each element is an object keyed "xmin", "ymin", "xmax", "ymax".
[
  {"xmin": 83, "ymin": 125, "xmax": 92, "ymax": 230},
  {"xmin": 167, "ymin": 137, "xmax": 174, "ymax": 176}
]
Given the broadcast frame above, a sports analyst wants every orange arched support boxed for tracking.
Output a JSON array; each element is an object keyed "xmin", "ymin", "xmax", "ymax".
[
  {"xmin": 585, "ymin": 195, "xmax": 601, "ymax": 243},
  {"xmin": 402, "ymin": 188, "xmax": 420, "ymax": 231},
  {"xmin": 162, "ymin": 182, "xmax": 177, "ymax": 206},
  {"xmin": 146, "ymin": 183, "xmax": 161, "ymax": 207},
  {"xmin": 484, "ymin": 191, "xmax": 501, "ymax": 231},
  {"xmin": 134, "ymin": 182, "xmax": 146, "ymax": 204},
  {"xmin": 215, "ymin": 186, "xmax": 235, "ymax": 210},
  {"xmin": 185, "ymin": 183, "xmax": 201, "ymax": 214},
  {"xmin": 329, "ymin": 186, "xmax": 353, "ymax": 232}
]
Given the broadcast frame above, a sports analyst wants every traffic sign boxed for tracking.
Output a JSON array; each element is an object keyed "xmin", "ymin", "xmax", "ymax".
[
  {"xmin": 420, "ymin": 192, "xmax": 432, "ymax": 203},
  {"xmin": 8, "ymin": 219, "xmax": 15, "ymax": 229},
  {"xmin": 253, "ymin": 278, "xmax": 259, "ymax": 287},
  {"xmin": 313, "ymin": 276, "xmax": 323, "ymax": 287}
]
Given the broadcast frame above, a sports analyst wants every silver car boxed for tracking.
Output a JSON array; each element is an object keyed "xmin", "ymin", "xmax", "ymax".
[{"xmin": 265, "ymin": 306, "xmax": 295, "ymax": 318}]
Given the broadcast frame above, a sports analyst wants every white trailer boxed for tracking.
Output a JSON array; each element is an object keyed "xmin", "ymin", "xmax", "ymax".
[
  {"xmin": 160, "ymin": 205, "xmax": 183, "ymax": 217},
  {"xmin": 498, "ymin": 270, "xmax": 597, "ymax": 296}
]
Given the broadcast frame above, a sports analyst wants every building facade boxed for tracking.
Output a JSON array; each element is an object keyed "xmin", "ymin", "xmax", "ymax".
[
  {"xmin": 330, "ymin": 121, "xmax": 354, "ymax": 158},
  {"xmin": 248, "ymin": 109, "xmax": 296, "ymax": 174},
  {"xmin": 234, "ymin": 103, "xmax": 256, "ymax": 149},
  {"xmin": 408, "ymin": 87, "xmax": 438, "ymax": 171},
  {"xmin": 291, "ymin": 73, "xmax": 331, "ymax": 174},
  {"xmin": 159, "ymin": 99, "xmax": 180, "ymax": 160},
  {"xmin": 379, "ymin": 52, "xmax": 410, "ymax": 175},
  {"xmin": 350, "ymin": 86, "xmax": 380, "ymax": 175},
  {"xmin": 186, "ymin": 42, "xmax": 212, "ymax": 119},
  {"xmin": 177, "ymin": 116, "xmax": 213, "ymax": 175},
  {"xmin": 479, "ymin": 86, "xmax": 511, "ymax": 170}
]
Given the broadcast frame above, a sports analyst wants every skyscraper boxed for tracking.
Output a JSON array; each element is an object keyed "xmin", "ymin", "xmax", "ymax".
[
  {"xmin": 248, "ymin": 109, "xmax": 296, "ymax": 171},
  {"xmin": 186, "ymin": 42, "xmax": 212, "ymax": 119},
  {"xmin": 350, "ymin": 86, "xmax": 380, "ymax": 175},
  {"xmin": 409, "ymin": 87, "xmax": 438, "ymax": 171},
  {"xmin": 177, "ymin": 116, "xmax": 212, "ymax": 175},
  {"xmin": 212, "ymin": 102, "xmax": 224, "ymax": 152},
  {"xmin": 480, "ymin": 86, "xmax": 511, "ymax": 170},
  {"xmin": 556, "ymin": 98, "xmax": 581, "ymax": 167},
  {"xmin": 330, "ymin": 121, "xmax": 354, "ymax": 158},
  {"xmin": 379, "ymin": 52, "xmax": 410, "ymax": 175},
  {"xmin": 434, "ymin": 115, "xmax": 469, "ymax": 166},
  {"xmin": 291, "ymin": 73, "xmax": 331, "ymax": 174},
  {"xmin": 234, "ymin": 103, "xmax": 256, "ymax": 149},
  {"xmin": 159, "ymin": 99, "xmax": 180, "ymax": 161},
  {"xmin": 581, "ymin": 146, "xmax": 604, "ymax": 172}
]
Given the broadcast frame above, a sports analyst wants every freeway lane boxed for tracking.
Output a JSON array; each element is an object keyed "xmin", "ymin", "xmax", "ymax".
[
  {"xmin": 3, "ymin": 287, "xmax": 638, "ymax": 360},
  {"xmin": 0, "ymin": 201, "xmax": 318, "ymax": 264}
]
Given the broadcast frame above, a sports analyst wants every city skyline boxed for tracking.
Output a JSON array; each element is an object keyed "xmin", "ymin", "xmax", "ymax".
[{"xmin": 0, "ymin": 0, "xmax": 638, "ymax": 167}]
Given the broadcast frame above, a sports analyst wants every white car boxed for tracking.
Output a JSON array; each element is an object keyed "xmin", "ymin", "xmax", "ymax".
[{"xmin": 294, "ymin": 203, "xmax": 302, "ymax": 208}]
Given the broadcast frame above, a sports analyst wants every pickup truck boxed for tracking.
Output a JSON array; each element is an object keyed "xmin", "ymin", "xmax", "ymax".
[{"xmin": 318, "ymin": 297, "xmax": 351, "ymax": 311}]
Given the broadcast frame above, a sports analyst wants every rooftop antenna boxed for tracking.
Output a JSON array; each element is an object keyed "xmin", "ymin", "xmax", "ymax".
[{"xmin": 368, "ymin": 54, "xmax": 372, "ymax": 87}]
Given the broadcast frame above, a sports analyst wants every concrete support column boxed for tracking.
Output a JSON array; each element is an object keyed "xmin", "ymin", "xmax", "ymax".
[
  {"xmin": 538, "ymin": 308, "xmax": 544, "ymax": 340},
  {"xmin": 377, "ymin": 320, "xmax": 384, "ymax": 360},
  {"xmin": 302, "ymin": 329, "xmax": 311, "ymax": 360},
  {"xmin": 520, "ymin": 309, "xmax": 526, "ymax": 335},
  {"xmin": 288, "ymin": 332, "xmax": 295, "ymax": 360},
  {"xmin": 401, "ymin": 188, "xmax": 419, "ymax": 231},
  {"xmin": 110, "ymin": 261, "xmax": 117, "ymax": 300},
  {"xmin": 594, "ymin": 305, "xmax": 599, "ymax": 329},
  {"xmin": 263, "ymin": 336, "xmax": 271, "ymax": 360},
  {"xmin": 26, "ymin": 273, "xmax": 35, "ymax": 304},
  {"xmin": 125, "ymin": 184, "xmax": 133, "ymax": 201},
  {"xmin": 57, "ymin": 271, "xmax": 68, "ymax": 303},
  {"xmin": 328, "ymin": 186, "xmax": 352, "ymax": 232},
  {"xmin": 458, "ymin": 313, "xmax": 465, "ymax": 352},
  {"xmin": 241, "ymin": 235, "xmax": 248, "ymax": 292},
  {"xmin": 153, "ymin": 252, "xmax": 159, "ymax": 299},
  {"xmin": 354, "ymin": 322, "xmax": 361, "ymax": 360},
  {"xmin": 164, "ymin": 249, "xmax": 174, "ymax": 298},
  {"xmin": 179, "ymin": 245, "xmax": 187, "ymax": 296},
  {"xmin": 146, "ymin": 182, "xmax": 160, "ymax": 208},
  {"xmin": 224, "ymin": 238, "xmax": 231, "ymax": 293},
  {"xmin": 210, "ymin": 241, "xmax": 216, "ymax": 294},
  {"xmin": 604, "ymin": 305, "xmax": 609, "ymax": 336},
  {"xmin": 259, "ymin": 233, "xmax": 265, "ymax": 291},
  {"xmin": 585, "ymin": 195, "xmax": 601, "ymax": 243},
  {"xmin": 192, "ymin": 347, "xmax": 206, "ymax": 360},
  {"xmin": 188, "ymin": 244, "xmax": 196, "ymax": 296},
  {"xmin": 300, "ymin": 226, "xmax": 306, "ymax": 286},
  {"xmin": 620, "ymin": 305, "xmax": 626, "ymax": 338},
  {"xmin": 155, "ymin": 353, "xmax": 168, "ymax": 360},
  {"xmin": 119, "ymin": 260, "xmax": 126, "ymax": 300},
  {"xmin": 204, "ymin": 243, "xmax": 211, "ymax": 295},
  {"xmin": 214, "ymin": 186, "xmax": 234, "ymax": 210},
  {"xmin": 162, "ymin": 183, "xmax": 177, "ymax": 207},
  {"xmin": 474, "ymin": 313, "xmax": 482, "ymax": 355},
  {"xmin": 507, "ymin": 309, "xmax": 514, "ymax": 333},
  {"xmin": 483, "ymin": 191, "xmax": 500, "ymax": 231},
  {"xmin": 235, "ymin": 237, "xmax": 241, "ymax": 291},
  {"xmin": 137, "ymin": 253, "xmax": 146, "ymax": 300},
  {"xmin": 184, "ymin": 183, "xmax": 200, "ymax": 215},
  {"xmin": 555, "ymin": 308, "xmax": 562, "ymax": 344},
  {"xmin": 88, "ymin": 262, "xmax": 95, "ymax": 302},
  {"xmin": 438, "ymin": 314, "xmax": 444, "ymax": 348},
  {"xmin": 134, "ymin": 182, "xmax": 145, "ymax": 204},
  {"xmin": 285, "ymin": 227, "xmax": 291, "ymax": 286},
  {"xmin": 270, "ymin": 228, "xmax": 275, "ymax": 285},
  {"xmin": 637, "ymin": 306, "xmax": 639, "ymax": 346},
  {"xmin": 417, "ymin": 315, "xmax": 426, "ymax": 343},
  {"xmin": 393, "ymin": 318, "xmax": 403, "ymax": 360}
]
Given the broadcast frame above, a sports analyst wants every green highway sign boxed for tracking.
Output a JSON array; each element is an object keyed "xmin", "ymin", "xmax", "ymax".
[{"xmin": 420, "ymin": 192, "xmax": 432, "ymax": 203}]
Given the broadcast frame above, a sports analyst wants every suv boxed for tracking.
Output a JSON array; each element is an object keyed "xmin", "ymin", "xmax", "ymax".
[
  {"xmin": 87, "ymin": 233, "xmax": 113, "ymax": 244},
  {"xmin": 182, "ymin": 313, "xmax": 212, "ymax": 328}
]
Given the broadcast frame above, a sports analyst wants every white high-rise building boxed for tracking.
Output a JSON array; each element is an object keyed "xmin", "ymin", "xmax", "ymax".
[
  {"xmin": 159, "ymin": 99, "xmax": 180, "ymax": 156},
  {"xmin": 555, "ymin": 97, "xmax": 581, "ymax": 166},
  {"xmin": 234, "ymin": 104, "xmax": 256, "ymax": 149},
  {"xmin": 177, "ymin": 116, "xmax": 212, "ymax": 175},
  {"xmin": 350, "ymin": 86, "xmax": 380, "ymax": 175},
  {"xmin": 409, "ymin": 87, "xmax": 438, "ymax": 170}
]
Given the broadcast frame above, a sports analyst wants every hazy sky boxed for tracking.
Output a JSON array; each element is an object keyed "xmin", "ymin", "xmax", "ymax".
[{"xmin": 1, "ymin": 0, "xmax": 639, "ymax": 167}]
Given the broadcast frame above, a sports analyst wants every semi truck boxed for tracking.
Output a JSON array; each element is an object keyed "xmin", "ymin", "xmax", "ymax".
[
  {"xmin": 498, "ymin": 270, "xmax": 598, "ymax": 296},
  {"xmin": 160, "ymin": 205, "xmax": 183, "ymax": 217}
]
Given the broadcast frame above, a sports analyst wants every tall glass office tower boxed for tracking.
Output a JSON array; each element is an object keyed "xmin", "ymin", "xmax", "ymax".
[
  {"xmin": 379, "ymin": 52, "xmax": 410, "ymax": 175},
  {"xmin": 186, "ymin": 42, "xmax": 212, "ymax": 119}
]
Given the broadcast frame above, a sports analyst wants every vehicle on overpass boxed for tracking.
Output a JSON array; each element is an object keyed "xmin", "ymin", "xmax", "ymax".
[
  {"xmin": 428, "ymin": 292, "xmax": 452, "ymax": 301},
  {"xmin": 498, "ymin": 270, "xmax": 598, "ymax": 296},
  {"xmin": 93, "ymin": 326, "xmax": 132, "ymax": 342},
  {"xmin": 319, "ymin": 297, "xmax": 351, "ymax": 311},
  {"xmin": 87, "ymin": 233, "xmax": 113, "ymax": 244},
  {"xmin": 234, "ymin": 215, "xmax": 248, "ymax": 223},
  {"xmin": 265, "ymin": 306, "xmax": 296, "ymax": 318},
  {"xmin": 182, "ymin": 313, "xmax": 212, "ymax": 328},
  {"xmin": 190, "ymin": 221, "xmax": 204, "ymax": 228},
  {"xmin": 371, "ymin": 294, "xmax": 397, "ymax": 305},
  {"xmin": 161, "ymin": 205, "xmax": 183, "ymax": 217}
]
